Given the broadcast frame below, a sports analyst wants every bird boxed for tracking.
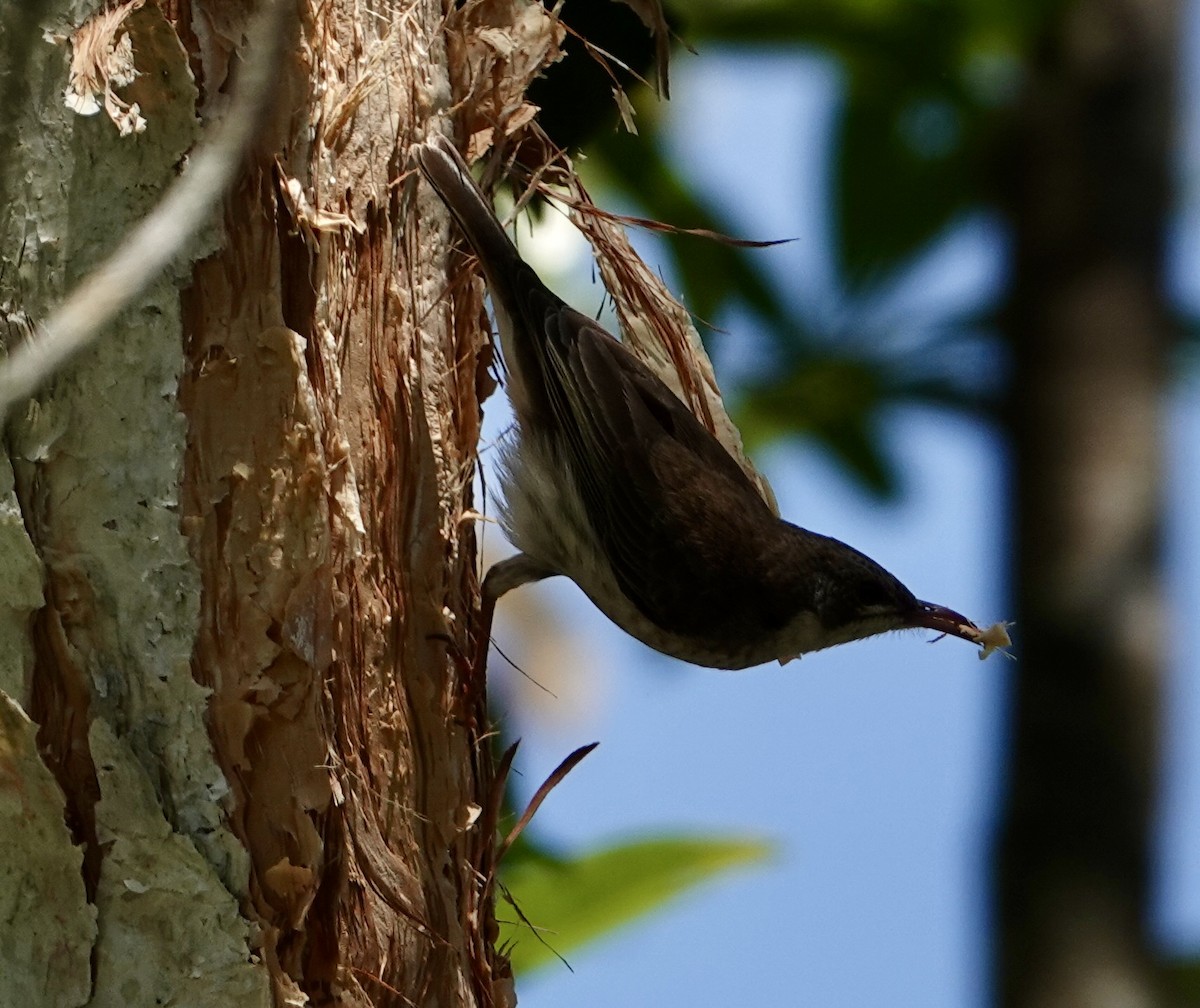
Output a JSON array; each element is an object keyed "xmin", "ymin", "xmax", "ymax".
[{"xmin": 414, "ymin": 135, "xmax": 997, "ymax": 670}]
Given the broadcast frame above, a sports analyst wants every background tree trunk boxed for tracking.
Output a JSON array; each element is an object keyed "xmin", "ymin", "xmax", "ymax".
[
  {"xmin": 997, "ymin": 1, "xmax": 1177, "ymax": 1005},
  {"xmin": 0, "ymin": 1, "xmax": 560, "ymax": 1004}
]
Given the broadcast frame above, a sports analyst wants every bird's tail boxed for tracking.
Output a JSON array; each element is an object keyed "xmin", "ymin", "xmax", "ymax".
[{"xmin": 413, "ymin": 136, "xmax": 524, "ymax": 289}]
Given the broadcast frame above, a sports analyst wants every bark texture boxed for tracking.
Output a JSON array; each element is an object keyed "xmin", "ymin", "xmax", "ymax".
[
  {"xmin": 997, "ymin": 1, "xmax": 1177, "ymax": 1005},
  {"xmin": 0, "ymin": 0, "xmax": 564, "ymax": 1004}
]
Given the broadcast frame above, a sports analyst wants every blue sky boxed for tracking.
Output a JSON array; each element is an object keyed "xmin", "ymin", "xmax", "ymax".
[{"xmin": 484, "ymin": 34, "xmax": 1200, "ymax": 1008}]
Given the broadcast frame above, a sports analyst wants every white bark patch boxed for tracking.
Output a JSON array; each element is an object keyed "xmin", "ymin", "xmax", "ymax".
[
  {"xmin": 278, "ymin": 169, "xmax": 367, "ymax": 250},
  {"xmin": 60, "ymin": 0, "xmax": 148, "ymax": 135}
]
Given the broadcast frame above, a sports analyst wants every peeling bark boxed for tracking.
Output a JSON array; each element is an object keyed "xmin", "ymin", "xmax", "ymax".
[{"xmin": 1, "ymin": 0, "xmax": 566, "ymax": 1004}]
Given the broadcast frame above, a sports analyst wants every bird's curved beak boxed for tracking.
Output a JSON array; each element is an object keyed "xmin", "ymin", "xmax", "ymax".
[{"xmin": 913, "ymin": 601, "xmax": 979, "ymax": 642}]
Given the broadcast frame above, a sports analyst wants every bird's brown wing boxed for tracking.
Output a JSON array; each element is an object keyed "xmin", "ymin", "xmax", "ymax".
[{"xmin": 540, "ymin": 304, "xmax": 785, "ymax": 639}]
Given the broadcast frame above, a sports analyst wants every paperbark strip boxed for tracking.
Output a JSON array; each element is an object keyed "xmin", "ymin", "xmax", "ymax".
[{"xmin": 1, "ymin": 0, "xmax": 567, "ymax": 1004}]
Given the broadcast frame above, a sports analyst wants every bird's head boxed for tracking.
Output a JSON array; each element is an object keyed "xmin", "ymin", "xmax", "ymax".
[{"xmin": 776, "ymin": 532, "xmax": 989, "ymax": 659}]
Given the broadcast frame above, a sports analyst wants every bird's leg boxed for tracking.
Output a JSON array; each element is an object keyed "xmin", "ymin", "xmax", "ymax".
[{"xmin": 472, "ymin": 552, "xmax": 558, "ymax": 675}]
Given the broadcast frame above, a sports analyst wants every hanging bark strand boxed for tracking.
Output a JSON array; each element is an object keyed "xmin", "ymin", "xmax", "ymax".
[{"xmin": 175, "ymin": 1, "xmax": 522, "ymax": 1003}]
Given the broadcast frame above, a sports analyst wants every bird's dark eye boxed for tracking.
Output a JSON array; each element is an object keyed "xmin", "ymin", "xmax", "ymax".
[
  {"xmin": 855, "ymin": 579, "xmax": 897, "ymax": 610},
  {"xmin": 852, "ymin": 569, "xmax": 915, "ymax": 615}
]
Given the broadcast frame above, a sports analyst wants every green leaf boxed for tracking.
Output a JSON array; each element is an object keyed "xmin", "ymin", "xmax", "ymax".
[
  {"xmin": 835, "ymin": 81, "xmax": 979, "ymax": 278},
  {"xmin": 736, "ymin": 353, "xmax": 899, "ymax": 496},
  {"xmin": 828, "ymin": 5, "xmax": 989, "ymax": 277},
  {"xmin": 498, "ymin": 834, "xmax": 772, "ymax": 975}
]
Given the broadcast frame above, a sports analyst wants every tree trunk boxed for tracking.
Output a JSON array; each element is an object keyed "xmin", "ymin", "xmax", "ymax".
[
  {"xmin": 0, "ymin": 1, "xmax": 560, "ymax": 1004},
  {"xmin": 997, "ymin": 1, "xmax": 1177, "ymax": 1005}
]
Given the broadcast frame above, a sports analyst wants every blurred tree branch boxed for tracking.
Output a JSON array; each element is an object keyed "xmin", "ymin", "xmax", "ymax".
[{"xmin": 997, "ymin": 0, "xmax": 1177, "ymax": 1003}]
